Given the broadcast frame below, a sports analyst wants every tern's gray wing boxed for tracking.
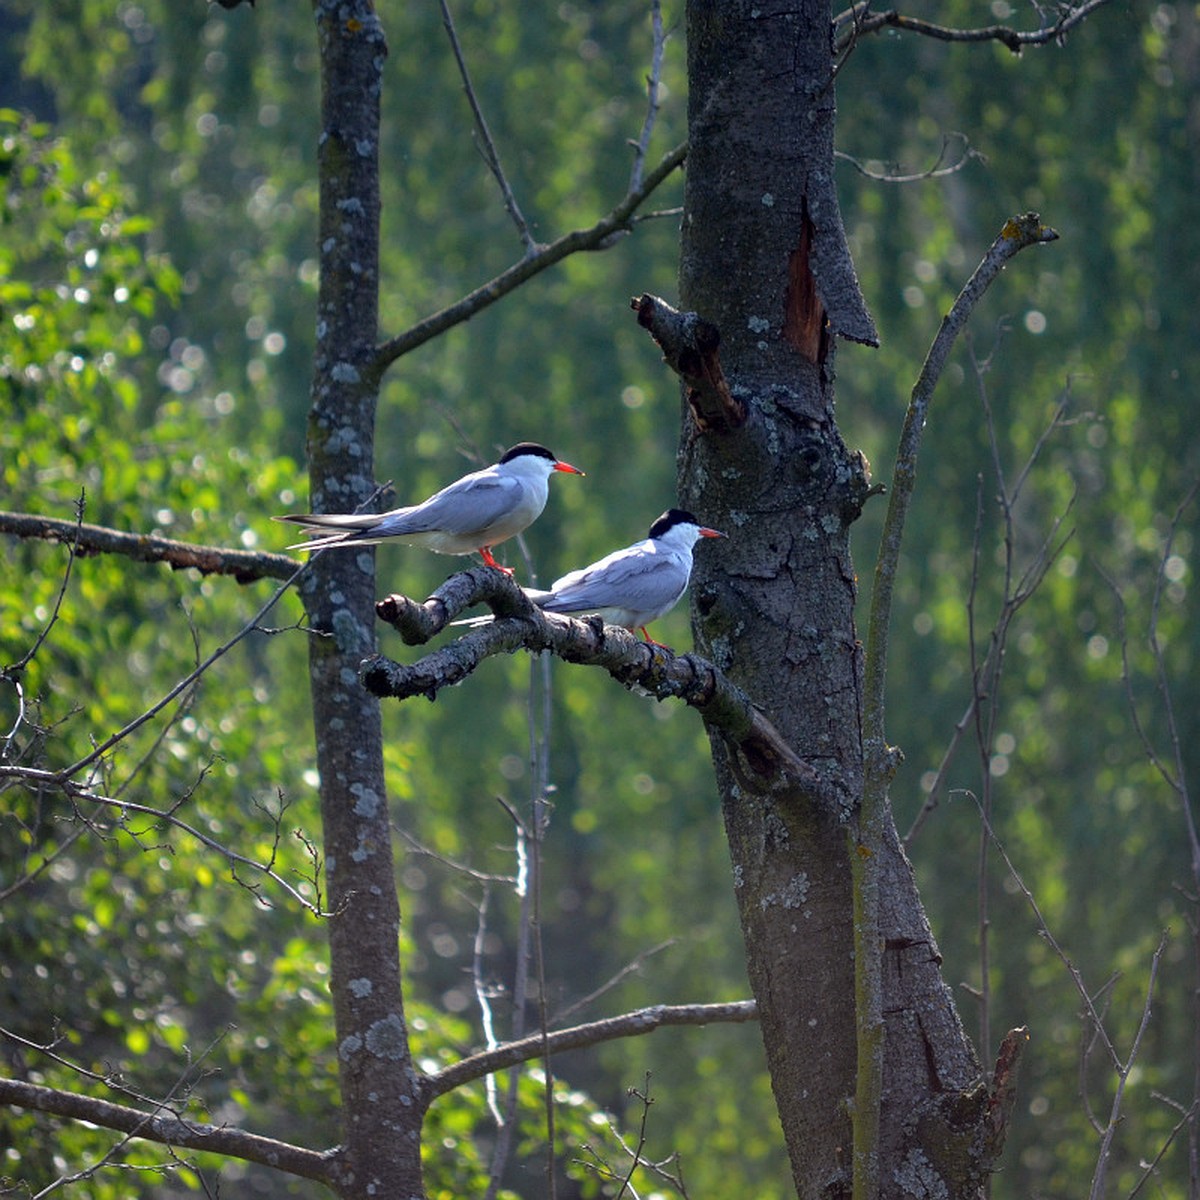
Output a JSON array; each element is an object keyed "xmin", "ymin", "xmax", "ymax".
[
  {"xmin": 542, "ymin": 543, "xmax": 687, "ymax": 617},
  {"xmin": 373, "ymin": 471, "xmax": 523, "ymax": 537}
]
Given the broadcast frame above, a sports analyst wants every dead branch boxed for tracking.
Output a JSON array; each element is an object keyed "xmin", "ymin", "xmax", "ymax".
[
  {"xmin": 367, "ymin": 569, "xmax": 822, "ymax": 790},
  {"xmin": 0, "ymin": 1076, "xmax": 333, "ymax": 1185},
  {"xmin": 865, "ymin": 212, "xmax": 1060, "ymax": 769},
  {"xmin": 833, "ymin": 0, "xmax": 1114, "ymax": 55},
  {"xmin": 422, "ymin": 1001, "xmax": 758, "ymax": 1102},
  {"xmin": 983, "ymin": 1026, "xmax": 1029, "ymax": 1160},
  {"xmin": 628, "ymin": 0, "xmax": 668, "ymax": 194},
  {"xmin": 630, "ymin": 293, "xmax": 745, "ymax": 432},
  {"xmin": 0, "ymin": 509, "xmax": 297, "ymax": 584}
]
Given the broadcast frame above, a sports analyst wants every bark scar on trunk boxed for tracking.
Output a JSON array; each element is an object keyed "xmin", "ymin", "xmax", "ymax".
[{"xmin": 784, "ymin": 202, "xmax": 829, "ymax": 364}]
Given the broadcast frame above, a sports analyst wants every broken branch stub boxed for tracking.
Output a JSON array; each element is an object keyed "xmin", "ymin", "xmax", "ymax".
[{"xmin": 631, "ymin": 293, "xmax": 746, "ymax": 432}]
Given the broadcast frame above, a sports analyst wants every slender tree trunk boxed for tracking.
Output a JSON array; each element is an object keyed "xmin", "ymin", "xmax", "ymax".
[
  {"xmin": 306, "ymin": 4, "xmax": 424, "ymax": 1196},
  {"xmin": 679, "ymin": 3, "xmax": 993, "ymax": 1196}
]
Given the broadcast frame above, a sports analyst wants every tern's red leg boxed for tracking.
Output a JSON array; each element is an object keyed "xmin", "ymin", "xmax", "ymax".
[
  {"xmin": 639, "ymin": 626, "xmax": 670, "ymax": 649},
  {"xmin": 478, "ymin": 546, "xmax": 515, "ymax": 575}
]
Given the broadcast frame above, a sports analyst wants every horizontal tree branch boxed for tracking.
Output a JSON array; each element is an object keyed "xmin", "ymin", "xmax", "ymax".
[
  {"xmin": 423, "ymin": 1000, "xmax": 758, "ymax": 1102},
  {"xmin": 372, "ymin": 140, "xmax": 687, "ymax": 373},
  {"xmin": 0, "ymin": 1076, "xmax": 334, "ymax": 1184},
  {"xmin": 833, "ymin": 0, "xmax": 1113, "ymax": 54},
  {"xmin": 366, "ymin": 568, "xmax": 827, "ymax": 789},
  {"xmin": 0, "ymin": 510, "xmax": 298, "ymax": 584}
]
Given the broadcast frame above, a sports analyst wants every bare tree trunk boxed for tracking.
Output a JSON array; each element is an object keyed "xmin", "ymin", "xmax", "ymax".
[
  {"xmin": 678, "ymin": 2, "xmax": 997, "ymax": 1196},
  {"xmin": 306, "ymin": 4, "xmax": 424, "ymax": 1196}
]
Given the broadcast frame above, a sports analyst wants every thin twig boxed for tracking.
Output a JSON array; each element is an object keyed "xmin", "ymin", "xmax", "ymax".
[
  {"xmin": 4, "ymin": 492, "xmax": 86, "ymax": 678},
  {"xmin": 60, "ymin": 562, "xmax": 307, "ymax": 779},
  {"xmin": 628, "ymin": 0, "xmax": 667, "ymax": 193},
  {"xmin": 395, "ymin": 824, "xmax": 516, "ymax": 885},
  {"xmin": 1088, "ymin": 934, "xmax": 1169, "ymax": 1200},
  {"xmin": 439, "ymin": 0, "xmax": 536, "ymax": 253},
  {"xmin": 834, "ymin": 132, "xmax": 984, "ymax": 184},
  {"xmin": 551, "ymin": 940, "xmax": 677, "ymax": 1027},
  {"xmin": 972, "ymin": 797, "xmax": 1121, "ymax": 1071},
  {"xmin": 0, "ymin": 769, "xmax": 331, "ymax": 915},
  {"xmin": 616, "ymin": 1074, "xmax": 655, "ymax": 1199},
  {"xmin": 1128, "ymin": 1100, "xmax": 1199, "ymax": 1199}
]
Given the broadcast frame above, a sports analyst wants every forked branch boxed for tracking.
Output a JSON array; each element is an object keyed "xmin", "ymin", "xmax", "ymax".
[
  {"xmin": 372, "ymin": 141, "xmax": 687, "ymax": 374},
  {"xmin": 365, "ymin": 568, "xmax": 824, "ymax": 791}
]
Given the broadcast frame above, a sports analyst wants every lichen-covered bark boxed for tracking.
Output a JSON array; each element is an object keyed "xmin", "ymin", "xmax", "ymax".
[
  {"xmin": 679, "ymin": 2, "xmax": 988, "ymax": 1197},
  {"xmin": 305, "ymin": 4, "xmax": 424, "ymax": 1197}
]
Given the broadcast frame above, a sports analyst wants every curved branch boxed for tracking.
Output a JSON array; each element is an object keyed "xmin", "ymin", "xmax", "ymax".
[
  {"xmin": 833, "ymin": 0, "xmax": 1113, "ymax": 55},
  {"xmin": 834, "ymin": 132, "xmax": 984, "ymax": 185},
  {"xmin": 852, "ymin": 212, "xmax": 1058, "ymax": 1200},
  {"xmin": 366, "ymin": 569, "xmax": 823, "ymax": 789},
  {"xmin": 372, "ymin": 141, "xmax": 687, "ymax": 373},
  {"xmin": 0, "ymin": 510, "xmax": 297, "ymax": 584},
  {"xmin": 864, "ymin": 213, "xmax": 1059, "ymax": 754},
  {"xmin": 423, "ymin": 1001, "xmax": 757, "ymax": 1102},
  {"xmin": 0, "ymin": 1077, "xmax": 334, "ymax": 1184}
]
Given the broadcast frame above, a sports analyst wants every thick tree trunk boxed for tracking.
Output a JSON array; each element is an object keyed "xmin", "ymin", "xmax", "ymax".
[
  {"xmin": 679, "ymin": 2, "xmax": 994, "ymax": 1196},
  {"xmin": 305, "ymin": 5, "xmax": 425, "ymax": 1197}
]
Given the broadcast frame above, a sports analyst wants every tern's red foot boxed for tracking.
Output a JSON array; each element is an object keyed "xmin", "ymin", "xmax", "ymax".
[
  {"xmin": 639, "ymin": 627, "xmax": 670, "ymax": 649},
  {"xmin": 479, "ymin": 547, "xmax": 515, "ymax": 575}
]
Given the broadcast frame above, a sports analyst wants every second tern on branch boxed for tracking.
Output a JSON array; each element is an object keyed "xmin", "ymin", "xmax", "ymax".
[
  {"xmin": 460, "ymin": 508, "xmax": 725, "ymax": 647},
  {"xmin": 276, "ymin": 442, "xmax": 584, "ymax": 572}
]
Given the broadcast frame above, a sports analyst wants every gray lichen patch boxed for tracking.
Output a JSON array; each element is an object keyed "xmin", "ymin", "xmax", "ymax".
[{"xmin": 365, "ymin": 1013, "xmax": 409, "ymax": 1061}]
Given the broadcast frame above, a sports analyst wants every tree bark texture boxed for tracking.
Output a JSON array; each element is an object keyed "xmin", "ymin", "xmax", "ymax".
[
  {"xmin": 305, "ymin": 5, "xmax": 424, "ymax": 1197},
  {"xmin": 679, "ymin": 3, "xmax": 988, "ymax": 1196}
]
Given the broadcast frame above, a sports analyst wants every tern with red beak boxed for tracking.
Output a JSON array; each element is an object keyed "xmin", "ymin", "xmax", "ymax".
[
  {"xmin": 458, "ymin": 509, "xmax": 725, "ymax": 647},
  {"xmin": 276, "ymin": 442, "xmax": 584, "ymax": 573}
]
